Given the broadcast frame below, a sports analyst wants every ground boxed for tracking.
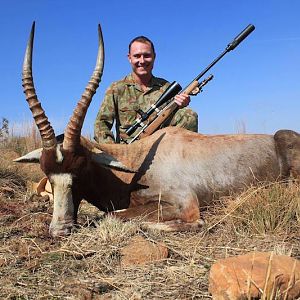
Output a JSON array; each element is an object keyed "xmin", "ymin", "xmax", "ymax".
[{"xmin": 0, "ymin": 148, "xmax": 299, "ymax": 299}]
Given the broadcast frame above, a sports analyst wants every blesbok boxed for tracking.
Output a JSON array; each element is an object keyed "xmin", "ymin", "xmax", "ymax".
[{"xmin": 16, "ymin": 23, "xmax": 300, "ymax": 237}]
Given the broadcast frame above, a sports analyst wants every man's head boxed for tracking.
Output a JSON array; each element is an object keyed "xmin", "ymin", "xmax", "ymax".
[{"xmin": 128, "ymin": 36, "xmax": 156, "ymax": 80}]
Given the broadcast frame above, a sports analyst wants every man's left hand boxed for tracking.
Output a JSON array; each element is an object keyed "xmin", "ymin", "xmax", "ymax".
[{"xmin": 174, "ymin": 93, "xmax": 190, "ymax": 108}]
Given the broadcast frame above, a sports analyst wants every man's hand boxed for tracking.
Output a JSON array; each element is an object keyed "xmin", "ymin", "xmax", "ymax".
[{"xmin": 174, "ymin": 93, "xmax": 190, "ymax": 108}]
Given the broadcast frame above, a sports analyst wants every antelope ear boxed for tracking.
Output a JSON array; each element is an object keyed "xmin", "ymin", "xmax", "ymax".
[
  {"xmin": 13, "ymin": 148, "xmax": 42, "ymax": 163},
  {"xmin": 91, "ymin": 150, "xmax": 135, "ymax": 173}
]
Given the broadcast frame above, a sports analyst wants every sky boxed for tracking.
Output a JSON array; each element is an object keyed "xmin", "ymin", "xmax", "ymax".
[{"xmin": 1, "ymin": 0, "xmax": 299, "ymax": 137}]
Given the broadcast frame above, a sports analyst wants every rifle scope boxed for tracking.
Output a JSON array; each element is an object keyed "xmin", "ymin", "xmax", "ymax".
[{"xmin": 125, "ymin": 81, "xmax": 182, "ymax": 136}]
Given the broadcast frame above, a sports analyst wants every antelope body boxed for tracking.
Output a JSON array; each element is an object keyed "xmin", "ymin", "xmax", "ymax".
[{"xmin": 16, "ymin": 23, "xmax": 300, "ymax": 237}]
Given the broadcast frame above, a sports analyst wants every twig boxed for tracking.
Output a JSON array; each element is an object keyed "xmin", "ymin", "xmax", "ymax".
[
  {"xmin": 157, "ymin": 188, "xmax": 162, "ymax": 223},
  {"xmin": 246, "ymin": 251, "xmax": 256, "ymax": 300},
  {"xmin": 12, "ymin": 212, "xmax": 51, "ymax": 224},
  {"xmin": 283, "ymin": 260, "xmax": 297, "ymax": 300},
  {"xmin": 262, "ymin": 251, "xmax": 273, "ymax": 300}
]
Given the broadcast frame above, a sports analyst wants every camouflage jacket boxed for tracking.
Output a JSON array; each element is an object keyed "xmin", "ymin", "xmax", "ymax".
[{"xmin": 94, "ymin": 73, "xmax": 170, "ymax": 144}]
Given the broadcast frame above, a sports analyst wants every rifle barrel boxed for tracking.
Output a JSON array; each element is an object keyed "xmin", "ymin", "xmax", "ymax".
[{"xmin": 184, "ymin": 24, "xmax": 255, "ymax": 90}]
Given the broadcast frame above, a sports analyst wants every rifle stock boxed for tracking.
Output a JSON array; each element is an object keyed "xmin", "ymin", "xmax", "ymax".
[
  {"xmin": 140, "ymin": 79, "xmax": 211, "ymax": 138},
  {"xmin": 137, "ymin": 101, "xmax": 178, "ymax": 140}
]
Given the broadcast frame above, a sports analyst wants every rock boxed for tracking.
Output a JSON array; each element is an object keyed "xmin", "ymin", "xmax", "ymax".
[
  {"xmin": 35, "ymin": 177, "xmax": 53, "ymax": 201},
  {"xmin": 26, "ymin": 180, "xmax": 39, "ymax": 193},
  {"xmin": 120, "ymin": 236, "xmax": 168, "ymax": 267},
  {"xmin": 209, "ymin": 251, "xmax": 300, "ymax": 300}
]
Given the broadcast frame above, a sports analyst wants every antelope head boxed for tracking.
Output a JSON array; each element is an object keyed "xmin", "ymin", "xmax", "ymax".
[{"xmin": 16, "ymin": 22, "xmax": 122, "ymax": 237}]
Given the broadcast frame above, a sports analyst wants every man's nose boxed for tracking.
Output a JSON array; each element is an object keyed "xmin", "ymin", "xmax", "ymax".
[{"xmin": 139, "ymin": 55, "xmax": 145, "ymax": 63}]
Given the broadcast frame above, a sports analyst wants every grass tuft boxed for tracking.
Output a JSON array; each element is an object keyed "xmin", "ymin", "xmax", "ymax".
[{"xmin": 224, "ymin": 181, "xmax": 300, "ymax": 236}]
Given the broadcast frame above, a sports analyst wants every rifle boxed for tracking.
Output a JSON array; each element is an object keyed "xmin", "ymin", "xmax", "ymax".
[{"xmin": 125, "ymin": 24, "xmax": 255, "ymax": 144}]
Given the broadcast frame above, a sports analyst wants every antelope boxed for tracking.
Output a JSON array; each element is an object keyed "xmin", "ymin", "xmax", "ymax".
[{"xmin": 16, "ymin": 22, "xmax": 300, "ymax": 237}]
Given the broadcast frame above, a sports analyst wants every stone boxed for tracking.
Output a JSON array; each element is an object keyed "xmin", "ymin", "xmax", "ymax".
[
  {"xmin": 120, "ymin": 236, "xmax": 168, "ymax": 267},
  {"xmin": 35, "ymin": 177, "xmax": 53, "ymax": 200},
  {"xmin": 209, "ymin": 251, "xmax": 300, "ymax": 300}
]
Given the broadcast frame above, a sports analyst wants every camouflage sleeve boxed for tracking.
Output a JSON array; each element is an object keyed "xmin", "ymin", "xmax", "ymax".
[{"xmin": 94, "ymin": 84, "xmax": 117, "ymax": 144}]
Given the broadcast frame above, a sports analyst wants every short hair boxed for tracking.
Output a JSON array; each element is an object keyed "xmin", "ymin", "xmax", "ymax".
[{"xmin": 128, "ymin": 36, "xmax": 156, "ymax": 54}]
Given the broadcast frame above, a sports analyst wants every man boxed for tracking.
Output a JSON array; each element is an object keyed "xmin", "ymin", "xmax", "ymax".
[{"xmin": 94, "ymin": 36, "xmax": 198, "ymax": 144}]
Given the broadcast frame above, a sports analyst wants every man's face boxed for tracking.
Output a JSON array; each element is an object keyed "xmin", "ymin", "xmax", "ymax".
[{"xmin": 128, "ymin": 41, "xmax": 155, "ymax": 78}]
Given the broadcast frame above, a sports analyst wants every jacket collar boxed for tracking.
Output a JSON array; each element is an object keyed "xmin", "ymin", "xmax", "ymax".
[{"xmin": 124, "ymin": 73, "xmax": 164, "ymax": 91}]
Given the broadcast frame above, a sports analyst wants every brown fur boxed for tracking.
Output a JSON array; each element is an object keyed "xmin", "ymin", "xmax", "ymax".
[{"xmin": 26, "ymin": 126, "xmax": 300, "ymax": 236}]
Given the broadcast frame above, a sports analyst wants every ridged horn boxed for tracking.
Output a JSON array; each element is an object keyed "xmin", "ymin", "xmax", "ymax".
[
  {"xmin": 63, "ymin": 24, "xmax": 105, "ymax": 151},
  {"xmin": 22, "ymin": 21, "xmax": 57, "ymax": 149}
]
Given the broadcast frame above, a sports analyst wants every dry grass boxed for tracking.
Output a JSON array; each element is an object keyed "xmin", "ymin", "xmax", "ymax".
[
  {"xmin": 0, "ymin": 129, "xmax": 299, "ymax": 299},
  {"xmin": 225, "ymin": 181, "xmax": 300, "ymax": 236},
  {"xmin": 0, "ymin": 119, "xmax": 41, "ymax": 155}
]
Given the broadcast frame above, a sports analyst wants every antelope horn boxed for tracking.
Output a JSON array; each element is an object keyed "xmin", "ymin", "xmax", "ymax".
[
  {"xmin": 22, "ymin": 21, "xmax": 57, "ymax": 149},
  {"xmin": 63, "ymin": 24, "xmax": 105, "ymax": 151}
]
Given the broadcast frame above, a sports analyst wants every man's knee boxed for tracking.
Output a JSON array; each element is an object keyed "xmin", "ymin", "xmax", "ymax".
[
  {"xmin": 171, "ymin": 108, "xmax": 198, "ymax": 132},
  {"xmin": 184, "ymin": 108, "xmax": 198, "ymax": 132}
]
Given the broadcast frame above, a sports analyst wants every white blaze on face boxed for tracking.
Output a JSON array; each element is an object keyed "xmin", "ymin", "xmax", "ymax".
[
  {"xmin": 49, "ymin": 173, "xmax": 74, "ymax": 236},
  {"xmin": 55, "ymin": 144, "xmax": 64, "ymax": 164}
]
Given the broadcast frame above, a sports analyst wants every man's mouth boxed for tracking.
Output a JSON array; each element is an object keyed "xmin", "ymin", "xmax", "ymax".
[{"xmin": 137, "ymin": 66, "xmax": 147, "ymax": 71}]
